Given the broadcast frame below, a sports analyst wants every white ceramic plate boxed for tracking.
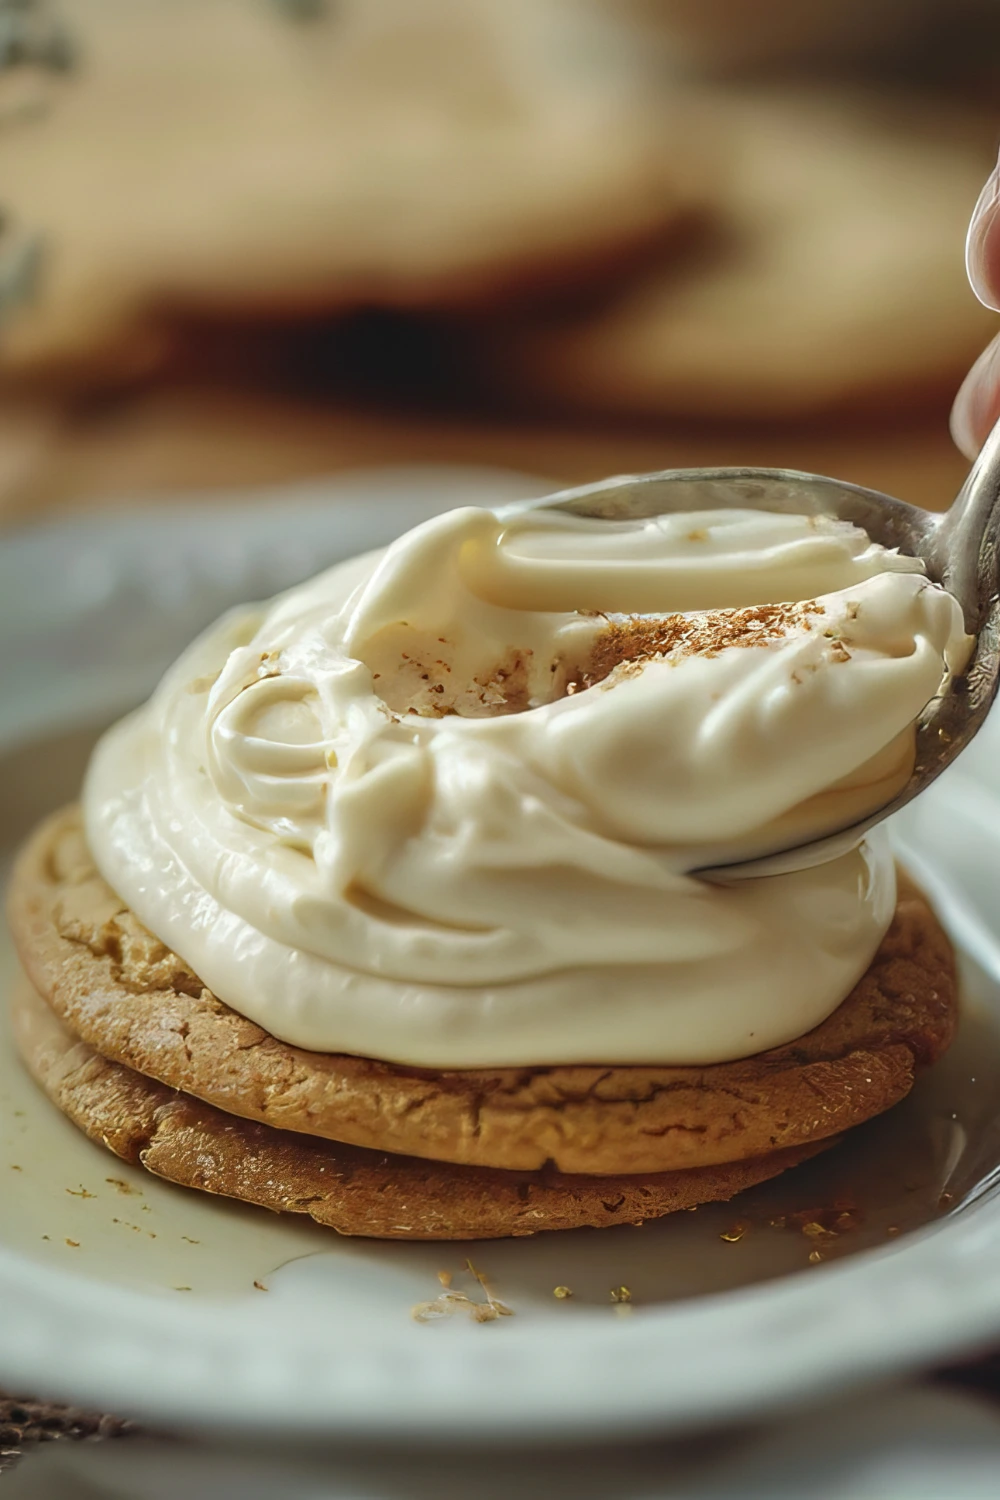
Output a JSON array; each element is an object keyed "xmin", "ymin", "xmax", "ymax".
[{"xmin": 3, "ymin": 466, "xmax": 1000, "ymax": 1444}]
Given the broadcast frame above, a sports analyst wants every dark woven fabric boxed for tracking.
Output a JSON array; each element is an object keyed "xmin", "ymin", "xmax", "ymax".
[
  {"xmin": 2, "ymin": 1371, "xmax": 997, "ymax": 1474},
  {"xmin": 0, "ymin": 1392, "xmax": 134, "ymax": 1474}
]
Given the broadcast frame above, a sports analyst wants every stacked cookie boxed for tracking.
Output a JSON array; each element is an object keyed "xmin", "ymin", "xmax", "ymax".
[{"xmin": 7, "ymin": 808, "xmax": 957, "ymax": 1240}]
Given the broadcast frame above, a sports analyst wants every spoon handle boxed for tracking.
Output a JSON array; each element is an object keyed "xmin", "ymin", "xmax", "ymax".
[{"xmin": 934, "ymin": 413, "xmax": 1000, "ymax": 627}]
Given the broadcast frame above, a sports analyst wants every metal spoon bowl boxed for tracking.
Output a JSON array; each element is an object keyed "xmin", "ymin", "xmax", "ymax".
[{"xmin": 531, "ymin": 423, "xmax": 1000, "ymax": 880}]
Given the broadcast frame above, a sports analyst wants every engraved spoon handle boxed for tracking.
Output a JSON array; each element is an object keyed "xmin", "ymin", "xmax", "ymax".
[{"xmin": 933, "ymin": 413, "xmax": 1000, "ymax": 627}]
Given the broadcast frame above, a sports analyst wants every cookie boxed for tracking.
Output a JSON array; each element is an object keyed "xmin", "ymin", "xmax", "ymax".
[
  {"xmin": 487, "ymin": 87, "xmax": 998, "ymax": 420},
  {"xmin": 8, "ymin": 807, "xmax": 957, "ymax": 1176},
  {"xmin": 10, "ymin": 972, "xmax": 831, "ymax": 1240},
  {"xmin": 610, "ymin": 0, "xmax": 945, "ymax": 73},
  {"xmin": 0, "ymin": 0, "xmax": 709, "ymax": 385}
]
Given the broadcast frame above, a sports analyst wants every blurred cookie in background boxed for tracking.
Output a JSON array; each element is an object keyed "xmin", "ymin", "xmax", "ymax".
[
  {"xmin": 613, "ymin": 0, "xmax": 1000, "ymax": 75},
  {"xmin": 484, "ymin": 89, "xmax": 998, "ymax": 422},
  {"xmin": 0, "ymin": 0, "xmax": 711, "ymax": 387}
]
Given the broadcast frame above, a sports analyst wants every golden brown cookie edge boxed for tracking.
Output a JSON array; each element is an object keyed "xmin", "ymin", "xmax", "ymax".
[
  {"xmin": 7, "ymin": 806, "xmax": 957, "ymax": 1176},
  {"xmin": 10, "ymin": 973, "xmax": 833, "ymax": 1242}
]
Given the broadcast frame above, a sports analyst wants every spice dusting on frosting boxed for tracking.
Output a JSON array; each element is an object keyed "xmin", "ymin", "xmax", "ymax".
[{"xmin": 577, "ymin": 599, "xmax": 827, "ymax": 692}]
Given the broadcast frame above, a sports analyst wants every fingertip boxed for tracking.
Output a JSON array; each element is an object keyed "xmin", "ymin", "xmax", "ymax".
[
  {"xmin": 950, "ymin": 380, "xmax": 982, "ymax": 461},
  {"xmin": 951, "ymin": 331, "xmax": 1000, "ymax": 458},
  {"xmin": 967, "ymin": 161, "xmax": 1000, "ymax": 312}
]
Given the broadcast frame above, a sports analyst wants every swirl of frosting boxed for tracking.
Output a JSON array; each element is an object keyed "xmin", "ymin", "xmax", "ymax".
[{"xmin": 83, "ymin": 502, "xmax": 970, "ymax": 1066}]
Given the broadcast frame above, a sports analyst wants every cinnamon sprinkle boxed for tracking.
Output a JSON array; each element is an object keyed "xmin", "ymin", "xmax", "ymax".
[{"xmin": 578, "ymin": 601, "xmax": 826, "ymax": 690}]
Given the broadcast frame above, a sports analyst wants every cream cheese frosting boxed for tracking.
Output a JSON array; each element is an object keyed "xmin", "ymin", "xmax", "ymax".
[{"xmin": 83, "ymin": 502, "xmax": 971, "ymax": 1066}]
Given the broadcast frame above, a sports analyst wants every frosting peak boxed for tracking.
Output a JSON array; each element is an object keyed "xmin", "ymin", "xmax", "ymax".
[{"xmin": 83, "ymin": 501, "xmax": 970, "ymax": 1066}]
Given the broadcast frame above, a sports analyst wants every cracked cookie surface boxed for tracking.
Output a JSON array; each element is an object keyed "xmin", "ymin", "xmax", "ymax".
[
  {"xmin": 7, "ymin": 806, "xmax": 957, "ymax": 1177},
  {"xmin": 10, "ymin": 973, "xmax": 831, "ymax": 1240}
]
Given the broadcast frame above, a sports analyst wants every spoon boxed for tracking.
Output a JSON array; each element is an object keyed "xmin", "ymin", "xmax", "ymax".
[{"xmin": 533, "ymin": 421, "xmax": 1000, "ymax": 880}]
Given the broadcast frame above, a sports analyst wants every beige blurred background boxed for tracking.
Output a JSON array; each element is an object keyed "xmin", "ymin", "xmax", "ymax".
[{"xmin": 0, "ymin": 0, "xmax": 998, "ymax": 523}]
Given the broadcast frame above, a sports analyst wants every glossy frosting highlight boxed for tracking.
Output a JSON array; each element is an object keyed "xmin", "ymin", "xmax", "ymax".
[{"xmin": 84, "ymin": 502, "xmax": 970, "ymax": 1065}]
